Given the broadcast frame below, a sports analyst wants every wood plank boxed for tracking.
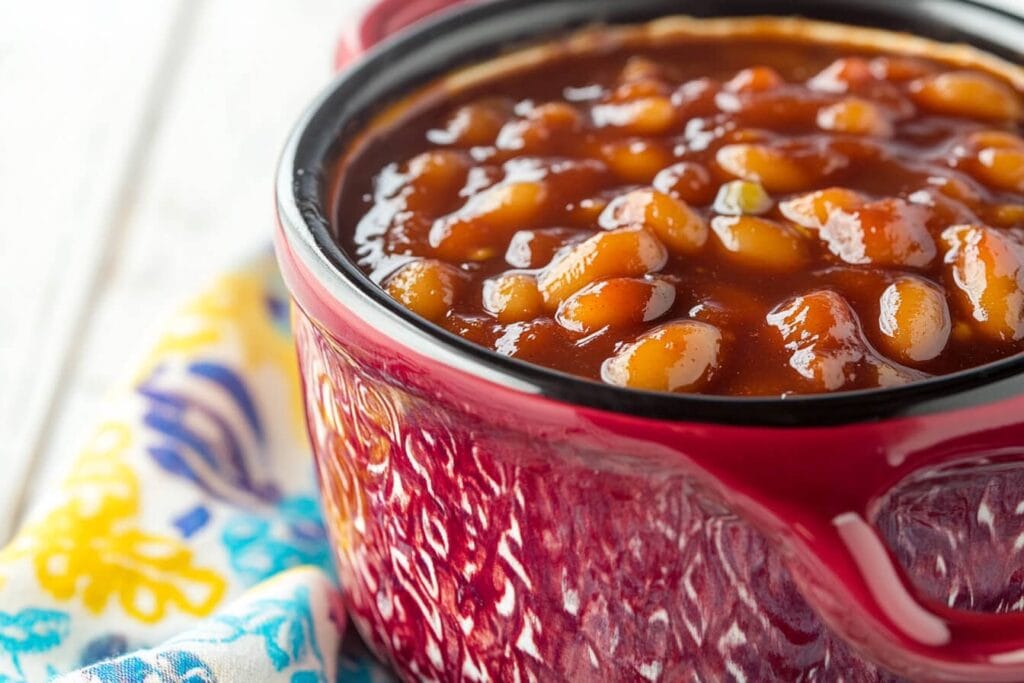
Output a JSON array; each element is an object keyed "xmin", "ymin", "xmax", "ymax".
[
  {"xmin": 16, "ymin": 0, "xmax": 374, "ymax": 524},
  {"xmin": 0, "ymin": 0, "xmax": 184, "ymax": 540}
]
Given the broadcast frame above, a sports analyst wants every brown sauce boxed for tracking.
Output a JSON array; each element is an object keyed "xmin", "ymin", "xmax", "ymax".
[{"xmin": 333, "ymin": 31, "xmax": 1024, "ymax": 396}]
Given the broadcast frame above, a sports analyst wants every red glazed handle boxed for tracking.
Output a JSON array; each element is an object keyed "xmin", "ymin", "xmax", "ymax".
[
  {"xmin": 773, "ymin": 478, "xmax": 1024, "ymax": 681},
  {"xmin": 685, "ymin": 401, "xmax": 1024, "ymax": 680},
  {"xmin": 335, "ymin": 0, "xmax": 474, "ymax": 71},
  {"xmin": 328, "ymin": 1, "xmax": 1024, "ymax": 679}
]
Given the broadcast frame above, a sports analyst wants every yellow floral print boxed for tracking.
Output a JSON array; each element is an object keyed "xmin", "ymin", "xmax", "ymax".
[{"xmin": 0, "ymin": 422, "xmax": 227, "ymax": 623}]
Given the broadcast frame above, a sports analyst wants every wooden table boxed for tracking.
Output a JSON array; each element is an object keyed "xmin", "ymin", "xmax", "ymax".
[
  {"xmin": 0, "ymin": 0, "xmax": 372, "ymax": 541},
  {"xmin": 1, "ymin": 0, "xmax": 1021, "ymax": 542}
]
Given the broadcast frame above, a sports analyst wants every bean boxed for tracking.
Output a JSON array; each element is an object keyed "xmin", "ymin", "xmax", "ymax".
[
  {"xmin": 942, "ymin": 224, "xmax": 1024, "ymax": 341},
  {"xmin": 613, "ymin": 57, "xmax": 670, "ymax": 101},
  {"xmin": 808, "ymin": 57, "xmax": 874, "ymax": 93},
  {"xmin": 404, "ymin": 150, "xmax": 471, "ymax": 212},
  {"xmin": 530, "ymin": 157, "xmax": 610, "ymax": 199},
  {"xmin": 429, "ymin": 181, "xmax": 548, "ymax": 261},
  {"xmin": 593, "ymin": 97, "xmax": 677, "ymax": 136},
  {"xmin": 599, "ymin": 189, "xmax": 708, "ymax": 255},
  {"xmin": 432, "ymin": 100, "xmax": 510, "ymax": 147},
  {"xmin": 965, "ymin": 131, "xmax": 1024, "ymax": 193},
  {"xmin": 601, "ymin": 320, "xmax": 722, "ymax": 392},
  {"xmin": 620, "ymin": 57, "xmax": 665, "ymax": 84},
  {"xmin": 989, "ymin": 204, "xmax": 1024, "ymax": 228},
  {"xmin": 710, "ymin": 216, "xmax": 808, "ymax": 271},
  {"xmin": 385, "ymin": 259, "xmax": 465, "ymax": 323},
  {"xmin": 600, "ymin": 139, "xmax": 674, "ymax": 183},
  {"xmin": 715, "ymin": 143, "xmax": 815, "ymax": 193},
  {"xmin": 977, "ymin": 148, "xmax": 1024, "ymax": 193},
  {"xmin": 781, "ymin": 187, "xmax": 861, "ymax": 227},
  {"xmin": 807, "ymin": 197, "xmax": 937, "ymax": 268},
  {"xmin": 767, "ymin": 289, "xmax": 921, "ymax": 391},
  {"xmin": 556, "ymin": 277, "xmax": 676, "ymax": 334},
  {"xmin": 712, "ymin": 180, "xmax": 772, "ymax": 216},
  {"xmin": 507, "ymin": 102, "xmax": 585, "ymax": 151},
  {"xmin": 967, "ymin": 130, "xmax": 1024, "ymax": 150},
  {"xmin": 483, "ymin": 272, "xmax": 544, "ymax": 323},
  {"xmin": 494, "ymin": 103, "xmax": 583, "ymax": 152},
  {"xmin": 612, "ymin": 79, "xmax": 670, "ymax": 101},
  {"xmin": 529, "ymin": 102, "xmax": 584, "ymax": 130},
  {"xmin": 909, "ymin": 186, "xmax": 978, "ymax": 230},
  {"xmin": 671, "ymin": 77, "xmax": 720, "ymax": 118},
  {"xmin": 911, "ymin": 71, "xmax": 1022, "ymax": 121},
  {"xmin": 653, "ymin": 162, "xmax": 714, "ymax": 205},
  {"xmin": 494, "ymin": 119, "xmax": 533, "ymax": 152},
  {"xmin": 538, "ymin": 227, "xmax": 669, "ymax": 308},
  {"xmin": 869, "ymin": 57, "xmax": 932, "ymax": 82},
  {"xmin": 817, "ymin": 97, "xmax": 893, "ymax": 137},
  {"xmin": 930, "ymin": 174, "xmax": 982, "ymax": 204},
  {"xmin": 877, "ymin": 276, "xmax": 951, "ymax": 363},
  {"xmin": 496, "ymin": 119, "xmax": 568, "ymax": 154},
  {"xmin": 725, "ymin": 66, "xmax": 784, "ymax": 93}
]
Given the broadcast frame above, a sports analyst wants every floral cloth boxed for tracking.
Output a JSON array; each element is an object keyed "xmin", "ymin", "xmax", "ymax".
[{"xmin": 0, "ymin": 253, "xmax": 394, "ymax": 682}]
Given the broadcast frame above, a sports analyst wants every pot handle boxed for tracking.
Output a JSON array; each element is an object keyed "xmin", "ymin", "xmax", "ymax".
[
  {"xmin": 746, "ymin": 406, "xmax": 1024, "ymax": 681},
  {"xmin": 775, "ymin": 504, "xmax": 1024, "ymax": 681},
  {"xmin": 335, "ymin": 0, "xmax": 475, "ymax": 71}
]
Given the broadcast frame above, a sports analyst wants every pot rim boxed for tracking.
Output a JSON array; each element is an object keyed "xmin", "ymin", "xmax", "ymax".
[{"xmin": 275, "ymin": 0, "xmax": 1024, "ymax": 428}]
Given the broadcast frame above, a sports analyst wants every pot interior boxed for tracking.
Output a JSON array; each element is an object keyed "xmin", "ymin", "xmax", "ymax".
[{"xmin": 279, "ymin": 0, "xmax": 1024, "ymax": 425}]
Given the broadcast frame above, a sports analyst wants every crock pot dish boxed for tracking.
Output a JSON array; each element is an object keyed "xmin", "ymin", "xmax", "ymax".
[
  {"xmin": 335, "ymin": 17, "xmax": 1024, "ymax": 396},
  {"xmin": 294, "ymin": 16, "xmax": 1024, "ymax": 683}
]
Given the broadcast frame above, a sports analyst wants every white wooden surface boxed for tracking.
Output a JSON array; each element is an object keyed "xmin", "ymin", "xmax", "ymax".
[
  {"xmin": 0, "ymin": 0, "xmax": 372, "ymax": 541},
  {"xmin": 0, "ymin": 0, "xmax": 1022, "ymax": 542}
]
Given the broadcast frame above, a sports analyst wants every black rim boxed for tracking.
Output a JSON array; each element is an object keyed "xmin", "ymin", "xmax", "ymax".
[{"xmin": 277, "ymin": 0, "xmax": 1024, "ymax": 427}]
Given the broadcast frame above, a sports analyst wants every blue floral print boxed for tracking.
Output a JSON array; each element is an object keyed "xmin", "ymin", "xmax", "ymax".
[
  {"xmin": 138, "ymin": 362, "xmax": 280, "ymax": 505},
  {"xmin": 222, "ymin": 496, "xmax": 331, "ymax": 584},
  {"xmin": 79, "ymin": 651, "xmax": 213, "ymax": 683},
  {"xmin": 0, "ymin": 608, "xmax": 69, "ymax": 682},
  {"xmin": 191, "ymin": 585, "xmax": 324, "ymax": 675}
]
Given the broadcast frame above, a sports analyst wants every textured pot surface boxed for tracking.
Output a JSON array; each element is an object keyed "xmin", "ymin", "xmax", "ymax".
[
  {"xmin": 276, "ymin": 0, "xmax": 1024, "ymax": 679},
  {"xmin": 292, "ymin": 301, "xmax": 1024, "ymax": 681}
]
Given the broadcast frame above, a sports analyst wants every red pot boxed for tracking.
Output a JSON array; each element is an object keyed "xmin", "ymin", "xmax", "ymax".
[{"xmin": 276, "ymin": 0, "xmax": 1024, "ymax": 679}]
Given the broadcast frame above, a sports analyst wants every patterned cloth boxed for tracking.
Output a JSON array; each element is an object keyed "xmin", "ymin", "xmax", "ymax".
[{"xmin": 0, "ymin": 253, "xmax": 394, "ymax": 682}]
